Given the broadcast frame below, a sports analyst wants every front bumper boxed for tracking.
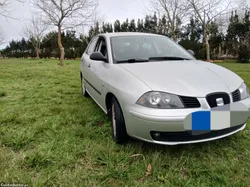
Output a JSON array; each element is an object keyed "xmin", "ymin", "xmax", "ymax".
[{"xmin": 122, "ymin": 96, "xmax": 250, "ymax": 145}]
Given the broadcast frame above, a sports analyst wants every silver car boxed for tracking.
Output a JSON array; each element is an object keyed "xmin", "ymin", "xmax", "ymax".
[{"xmin": 80, "ymin": 32, "xmax": 250, "ymax": 145}]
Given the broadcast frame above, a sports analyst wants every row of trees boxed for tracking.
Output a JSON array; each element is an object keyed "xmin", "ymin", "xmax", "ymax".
[
  {"xmin": 0, "ymin": 0, "xmax": 100, "ymax": 65},
  {"xmin": 2, "ymin": 10, "xmax": 250, "ymax": 61},
  {"xmin": 2, "ymin": 31, "xmax": 84, "ymax": 59},
  {"xmin": 1, "ymin": 0, "xmax": 250, "ymax": 63}
]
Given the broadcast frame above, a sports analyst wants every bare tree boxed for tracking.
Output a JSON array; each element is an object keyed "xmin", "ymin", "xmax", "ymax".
[
  {"xmin": 0, "ymin": 28, "xmax": 5, "ymax": 45},
  {"xmin": 0, "ymin": 0, "xmax": 23, "ymax": 49},
  {"xmin": 149, "ymin": 0, "xmax": 191, "ymax": 41},
  {"xmin": 32, "ymin": 0, "xmax": 99, "ymax": 65},
  {"xmin": 78, "ymin": 14, "xmax": 106, "ymax": 46},
  {"xmin": 187, "ymin": 0, "xmax": 231, "ymax": 61},
  {"xmin": 0, "ymin": 0, "xmax": 23, "ymax": 18},
  {"xmin": 236, "ymin": 0, "xmax": 250, "ymax": 9},
  {"xmin": 0, "ymin": 0, "xmax": 10, "ymax": 17},
  {"xmin": 24, "ymin": 16, "xmax": 49, "ymax": 59}
]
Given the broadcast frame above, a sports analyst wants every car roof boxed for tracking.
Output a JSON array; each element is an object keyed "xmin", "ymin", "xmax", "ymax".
[{"xmin": 98, "ymin": 32, "xmax": 162, "ymax": 39}]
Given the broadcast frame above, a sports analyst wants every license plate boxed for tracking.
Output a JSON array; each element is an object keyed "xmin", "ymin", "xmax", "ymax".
[{"xmin": 184, "ymin": 103, "xmax": 250, "ymax": 131}]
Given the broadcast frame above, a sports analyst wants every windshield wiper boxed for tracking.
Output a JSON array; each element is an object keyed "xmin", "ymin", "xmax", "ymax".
[
  {"xmin": 116, "ymin": 58, "xmax": 149, "ymax": 63},
  {"xmin": 149, "ymin": 56, "xmax": 191, "ymax": 61}
]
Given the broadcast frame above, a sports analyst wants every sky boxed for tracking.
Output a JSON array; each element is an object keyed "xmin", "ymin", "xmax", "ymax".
[{"xmin": 0, "ymin": 0, "xmax": 151, "ymax": 49}]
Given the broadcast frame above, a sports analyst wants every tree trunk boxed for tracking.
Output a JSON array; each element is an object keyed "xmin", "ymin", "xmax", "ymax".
[
  {"xmin": 172, "ymin": 32, "xmax": 177, "ymax": 41},
  {"xmin": 218, "ymin": 45, "xmax": 222, "ymax": 58},
  {"xmin": 226, "ymin": 49, "xmax": 228, "ymax": 58},
  {"xmin": 35, "ymin": 47, "xmax": 40, "ymax": 59},
  {"xmin": 58, "ymin": 25, "xmax": 65, "ymax": 66},
  {"xmin": 204, "ymin": 28, "xmax": 210, "ymax": 61},
  {"xmin": 171, "ymin": 24, "xmax": 177, "ymax": 41}
]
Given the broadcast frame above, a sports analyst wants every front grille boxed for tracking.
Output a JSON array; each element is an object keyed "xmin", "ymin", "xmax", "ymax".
[
  {"xmin": 150, "ymin": 124, "xmax": 245, "ymax": 142},
  {"xmin": 206, "ymin": 92, "xmax": 230, "ymax": 108},
  {"xmin": 179, "ymin": 96, "xmax": 201, "ymax": 108},
  {"xmin": 232, "ymin": 89, "xmax": 241, "ymax": 102}
]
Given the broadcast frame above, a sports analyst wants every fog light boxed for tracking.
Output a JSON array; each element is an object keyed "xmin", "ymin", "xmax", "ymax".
[{"xmin": 154, "ymin": 132, "xmax": 161, "ymax": 138}]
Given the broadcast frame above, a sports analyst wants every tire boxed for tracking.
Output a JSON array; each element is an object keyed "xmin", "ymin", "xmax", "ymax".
[
  {"xmin": 111, "ymin": 97, "xmax": 129, "ymax": 144},
  {"xmin": 81, "ymin": 73, "xmax": 89, "ymax": 97}
]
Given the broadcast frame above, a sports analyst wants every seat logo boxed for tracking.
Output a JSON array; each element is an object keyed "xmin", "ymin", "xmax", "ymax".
[{"xmin": 216, "ymin": 98, "xmax": 224, "ymax": 106}]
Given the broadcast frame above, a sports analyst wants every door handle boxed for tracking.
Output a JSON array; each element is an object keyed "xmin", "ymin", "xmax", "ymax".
[{"xmin": 88, "ymin": 64, "xmax": 91, "ymax": 68}]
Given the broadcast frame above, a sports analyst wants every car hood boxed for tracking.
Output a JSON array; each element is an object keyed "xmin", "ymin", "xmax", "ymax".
[{"xmin": 118, "ymin": 60, "xmax": 243, "ymax": 97}]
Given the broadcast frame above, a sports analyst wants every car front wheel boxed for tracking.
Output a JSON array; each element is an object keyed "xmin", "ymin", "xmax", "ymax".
[{"xmin": 111, "ymin": 97, "xmax": 129, "ymax": 144}]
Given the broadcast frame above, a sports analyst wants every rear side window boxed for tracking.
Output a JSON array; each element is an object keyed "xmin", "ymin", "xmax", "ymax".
[{"xmin": 86, "ymin": 37, "xmax": 98, "ymax": 55}]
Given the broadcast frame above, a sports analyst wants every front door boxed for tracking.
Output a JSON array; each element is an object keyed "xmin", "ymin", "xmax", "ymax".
[{"xmin": 86, "ymin": 36, "xmax": 109, "ymax": 108}]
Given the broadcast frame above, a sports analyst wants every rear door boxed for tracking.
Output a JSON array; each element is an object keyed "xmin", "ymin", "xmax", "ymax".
[{"xmin": 80, "ymin": 36, "xmax": 98, "ymax": 93}]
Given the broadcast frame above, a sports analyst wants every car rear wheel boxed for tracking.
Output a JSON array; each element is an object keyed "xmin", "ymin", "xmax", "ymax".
[
  {"xmin": 81, "ymin": 74, "xmax": 89, "ymax": 97},
  {"xmin": 111, "ymin": 97, "xmax": 129, "ymax": 144}
]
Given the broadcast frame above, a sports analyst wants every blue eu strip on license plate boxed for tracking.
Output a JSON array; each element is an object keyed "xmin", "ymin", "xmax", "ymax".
[{"xmin": 192, "ymin": 111, "xmax": 211, "ymax": 131}]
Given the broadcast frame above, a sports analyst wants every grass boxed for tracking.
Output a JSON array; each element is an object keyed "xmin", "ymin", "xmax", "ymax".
[{"xmin": 0, "ymin": 58, "xmax": 250, "ymax": 187}]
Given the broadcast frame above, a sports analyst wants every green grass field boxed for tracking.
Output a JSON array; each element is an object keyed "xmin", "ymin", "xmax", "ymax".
[{"xmin": 0, "ymin": 58, "xmax": 250, "ymax": 187}]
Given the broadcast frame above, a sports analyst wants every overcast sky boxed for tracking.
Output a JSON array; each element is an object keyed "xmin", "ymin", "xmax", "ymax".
[{"xmin": 0, "ymin": 0, "xmax": 151, "ymax": 49}]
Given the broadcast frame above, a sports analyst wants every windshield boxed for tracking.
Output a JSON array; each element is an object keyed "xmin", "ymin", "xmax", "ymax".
[{"xmin": 110, "ymin": 35, "xmax": 195, "ymax": 63}]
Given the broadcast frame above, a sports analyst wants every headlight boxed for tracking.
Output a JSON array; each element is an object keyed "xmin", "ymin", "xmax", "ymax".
[
  {"xmin": 136, "ymin": 91, "xmax": 184, "ymax": 109},
  {"xmin": 239, "ymin": 83, "xmax": 249, "ymax": 100}
]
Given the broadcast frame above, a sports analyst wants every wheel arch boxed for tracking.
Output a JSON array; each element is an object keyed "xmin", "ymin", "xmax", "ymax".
[{"xmin": 105, "ymin": 92, "xmax": 117, "ymax": 117}]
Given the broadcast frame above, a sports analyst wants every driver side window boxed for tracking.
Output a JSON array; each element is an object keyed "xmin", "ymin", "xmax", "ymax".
[
  {"xmin": 86, "ymin": 37, "xmax": 98, "ymax": 55},
  {"xmin": 95, "ymin": 37, "xmax": 108, "ymax": 58}
]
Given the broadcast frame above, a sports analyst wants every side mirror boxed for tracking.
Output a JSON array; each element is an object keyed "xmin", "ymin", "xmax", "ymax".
[
  {"xmin": 187, "ymin": 49, "xmax": 195, "ymax": 56},
  {"xmin": 90, "ymin": 52, "xmax": 107, "ymax": 62}
]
